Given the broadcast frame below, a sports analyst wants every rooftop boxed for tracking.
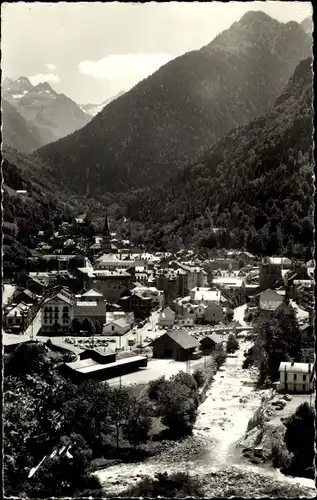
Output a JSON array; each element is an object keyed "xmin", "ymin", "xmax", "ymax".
[{"xmin": 66, "ymin": 355, "xmax": 147, "ymax": 374}]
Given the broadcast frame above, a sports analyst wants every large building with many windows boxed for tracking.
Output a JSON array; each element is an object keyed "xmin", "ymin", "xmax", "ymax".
[{"xmin": 41, "ymin": 290, "xmax": 74, "ymax": 334}]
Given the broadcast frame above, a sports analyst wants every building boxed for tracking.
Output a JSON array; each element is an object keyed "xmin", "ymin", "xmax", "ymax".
[
  {"xmin": 61, "ymin": 355, "xmax": 148, "ymax": 383},
  {"xmin": 259, "ymin": 289, "xmax": 285, "ymax": 312},
  {"xmin": 151, "ymin": 329, "xmax": 199, "ymax": 361},
  {"xmin": 103, "ymin": 315, "xmax": 133, "ymax": 335},
  {"xmin": 5, "ymin": 302, "xmax": 32, "ymax": 333},
  {"xmin": 200, "ymin": 333, "xmax": 223, "ymax": 351},
  {"xmin": 41, "ymin": 290, "xmax": 74, "ymax": 334},
  {"xmin": 79, "ymin": 347, "xmax": 116, "ymax": 364},
  {"xmin": 73, "ymin": 289, "xmax": 107, "ymax": 325},
  {"xmin": 13, "ymin": 288, "xmax": 38, "ymax": 306},
  {"xmin": 189, "ymin": 287, "xmax": 221, "ymax": 305},
  {"xmin": 119, "ymin": 292, "xmax": 152, "ymax": 320},
  {"xmin": 259, "ymin": 257, "xmax": 284, "ymax": 291},
  {"xmin": 277, "ymin": 362, "xmax": 315, "ymax": 393},
  {"xmin": 195, "ymin": 302, "xmax": 225, "ymax": 324},
  {"xmin": 158, "ymin": 307, "xmax": 176, "ymax": 328},
  {"xmin": 95, "ymin": 253, "xmax": 135, "ymax": 271},
  {"xmin": 78, "ymin": 268, "xmax": 133, "ymax": 303}
]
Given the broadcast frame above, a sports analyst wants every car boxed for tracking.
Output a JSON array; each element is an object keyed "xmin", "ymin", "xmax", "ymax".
[
  {"xmin": 137, "ymin": 324, "xmax": 142, "ymax": 329},
  {"xmin": 136, "ymin": 344, "xmax": 144, "ymax": 349}
]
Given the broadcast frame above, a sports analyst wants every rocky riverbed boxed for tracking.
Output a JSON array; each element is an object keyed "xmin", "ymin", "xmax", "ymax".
[{"xmin": 95, "ymin": 339, "xmax": 316, "ymax": 497}]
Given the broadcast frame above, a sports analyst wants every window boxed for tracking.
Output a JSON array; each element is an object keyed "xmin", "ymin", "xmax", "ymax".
[
  {"xmin": 63, "ymin": 319, "xmax": 68, "ymax": 324},
  {"xmin": 303, "ymin": 385, "xmax": 306, "ymax": 391},
  {"xmin": 8, "ymin": 318, "xmax": 13, "ymax": 325},
  {"xmin": 303, "ymin": 374, "xmax": 307, "ymax": 381},
  {"xmin": 294, "ymin": 374, "xmax": 297, "ymax": 381},
  {"xmin": 63, "ymin": 306, "xmax": 69, "ymax": 312},
  {"xmin": 111, "ymin": 325, "xmax": 115, "ymax": 331}
]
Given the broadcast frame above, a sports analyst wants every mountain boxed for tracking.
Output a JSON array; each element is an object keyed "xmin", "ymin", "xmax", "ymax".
[
  {"xmin": 2, "ymin": 77, "xmax": 91, "ymax": 151},
  {"xmin": 37, "ymin": 11, "xmax": 311, "ymax": 197},
  {"xmin": 80, "ymin": 90, "xmax": 126, "ymax": 117},
  {"xmin": 301, "ymin": 16, "xmax": 313, "ymax": 35},
  {"xmin": 2, "ymin": 99, "xmax": 43, "ymax": 154},
  {"xmin": 125, "ymin": 58, "xmax": 313, "ymax": 259}
]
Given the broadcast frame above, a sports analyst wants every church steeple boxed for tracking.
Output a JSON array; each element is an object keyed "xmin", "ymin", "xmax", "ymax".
[{"xmin": 101, "ymin": 213, "xmax": 111, "ymax": 253}]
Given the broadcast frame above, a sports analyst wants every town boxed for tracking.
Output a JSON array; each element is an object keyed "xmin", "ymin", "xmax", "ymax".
[
  {"xmin": 3, "ymin": 209, "xmax": 315, "ymax": 498},
  {"xmin": 4, "ymin": 211, "xmax": 314, "ymax": 383}
]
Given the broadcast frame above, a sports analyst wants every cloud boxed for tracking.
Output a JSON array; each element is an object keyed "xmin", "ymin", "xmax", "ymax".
[
  {"xmin": 45, "ymin": 63, "xmax": 56, "ymax": 71},
  {"xmin": 28, "ymin": 73, "xmax": 60, "ymax": 85},
  {"xmin": 78, "ymin": 53, "xmax": 174, "ymax": 86}
]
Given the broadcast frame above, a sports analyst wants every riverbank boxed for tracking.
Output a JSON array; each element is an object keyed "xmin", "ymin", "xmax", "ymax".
[{"xmin": 95, "ymin": 339, "xmax": 316, "ymax": 497}]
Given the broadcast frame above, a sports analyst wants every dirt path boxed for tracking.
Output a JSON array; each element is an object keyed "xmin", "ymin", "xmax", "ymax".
[{"xmin": 95, "ymin": 339, "xmax": 315, "ymax": 496}]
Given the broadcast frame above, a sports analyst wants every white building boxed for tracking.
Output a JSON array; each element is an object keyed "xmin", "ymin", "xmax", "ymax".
[
  {"xmin": 277, "ymin": 362, "xmax": 315, "ymax": 393},
  {"xmin": 189, "ymin": 287, "xmax": 221, "ymax": 305},
  {"xmin": 41, "ymin": 291, "xmax": 74, "ymax": 334}
]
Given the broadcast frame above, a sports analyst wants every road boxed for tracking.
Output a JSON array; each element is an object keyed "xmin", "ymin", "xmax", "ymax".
[
  {"xmin": 24, "ymin": 310, "xmax": 42, "ymax": 337},
  {"xmin": 107, "ymin": 355, "xmax": 214, "ymax": 387},
  {"xmin": 233, "ymin": 303, "xmax": 248, "ymax": 327}
]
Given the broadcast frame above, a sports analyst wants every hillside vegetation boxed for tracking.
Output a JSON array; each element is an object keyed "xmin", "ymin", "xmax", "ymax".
[
  {"xmin": 125, "ymin": 58, "xmax": 313, "ymax": 260},
  {"xmin": 36, "ymin": 12, "xmax": 311, "ymax": 197}
]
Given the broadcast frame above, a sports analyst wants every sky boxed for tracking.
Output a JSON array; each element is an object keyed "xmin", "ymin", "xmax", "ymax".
[{"xmin": 1, "ymin": 1, "xmax": 313, "ymax": 105}]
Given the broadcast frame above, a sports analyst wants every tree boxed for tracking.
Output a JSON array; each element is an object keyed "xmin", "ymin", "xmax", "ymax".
[
  {"xmin": 254, "ymin": 306, "xmax": 302, "ymax": 383},
  {"xmin": 72, "ymin": 318, "xmax": 82, "ymax": 334},
  {"xmin": 226, "ymin": 334, "xmax": 239, "ymax": 354},
  {"xmin": 82, "ymin": 318, "xmax": 96, "ymax": 336},
  {"xmin": 94, "ymin": 320, "xmax": 102, "ymax": 336},
  {"xmin": 123, "ymin": 397, "xmax": 151, "ymax": 449},
  {"xmin": 213, "ymin": 345, "xmax": 227, "ymax": 370},
  {"xmin": 284, "ymin": 402, "xmax": 315, "ymax": 478},
  {"xmin": 108, "ymin": 388, "xmax": 132, "ymax": 449},
  {"xmin": 225, "ymin": 309, "xmax": 234, "ymax": 323}
]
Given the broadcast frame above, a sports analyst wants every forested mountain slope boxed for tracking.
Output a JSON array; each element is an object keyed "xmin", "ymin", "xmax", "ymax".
[
  {"xmin": 36, "ymin": 11, "xmax": 311, "ymax": 197},
  {"xmin": 125, "ymin": 58, "xmax": 314, "ymax": 259},
  {"xmin": 2, "ymin": 99, "xmax": 43, "ymax": 154}
]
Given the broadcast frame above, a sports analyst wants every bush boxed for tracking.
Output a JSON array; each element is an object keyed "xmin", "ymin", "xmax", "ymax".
[
  {"xmin": 214, "ymin": 346, "xmax": 227, "ymax": 369},
  {"xmin": 271, "ymin": 439, "xmax": 292, "ymax": 469},
  {"xmin": 226, "ymin": 334, "xmax": 239, "ymax": 354},
  {"xmin": 284, "ymin": 402, "xmax": 315, "ymax": 478},
  {"xmin": 193, "ymin": 369, "xmax": 205, "ymax": 388},
  {"xmin": 117, "ymin": 471, "xmax": 204, "ymax": 497}
]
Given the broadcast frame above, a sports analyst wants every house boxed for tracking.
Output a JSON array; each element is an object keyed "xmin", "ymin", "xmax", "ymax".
[
  {"xmin": 158, "ymin": 307, "xmax": 176, "ymax": 328},
  {"xmin": 151, "ymin": 329, "xmax": 199, "ymax": 361},
  {"xmin": 195, "ymin": 302, "xmax": 225, "ymax": 324},
  {"xmin": 41, "ymin": 291, "xmax": 74, "ymax": 334},
  {"xmin": 299, "ymin": 322, "xmax": 314, "ymax": 346},
  {"xmin": 5, "ymin": 302, "xmax": 32, "ymax": 333},
  {"xmin": 259, "ymin": 289, "xmax": 284, "ymax": 312},
  {"xmin": 277, "ymin": 361, "xmax": 315, "ymax": 393},
  {"xmin": 200, "ymin": 333, "xmax": 223, "ymax": 351},
  {"xmin": 103, "ymin": 316, "xmax": 133, "ymax": 335}
]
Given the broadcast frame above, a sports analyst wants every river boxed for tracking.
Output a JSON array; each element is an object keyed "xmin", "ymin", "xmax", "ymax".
[{"xmin": 95, "ymin": 339, "xmax": 315, "ymax": 496}]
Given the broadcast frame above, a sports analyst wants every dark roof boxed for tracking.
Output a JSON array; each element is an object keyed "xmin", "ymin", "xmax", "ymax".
[
  {"xmin": 201, "ymin": 333, "xmax": 223, "ymax": 344},
  {"xmin": 165, "ymin": 330, "xmax": 199, "ymax": 350}
]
